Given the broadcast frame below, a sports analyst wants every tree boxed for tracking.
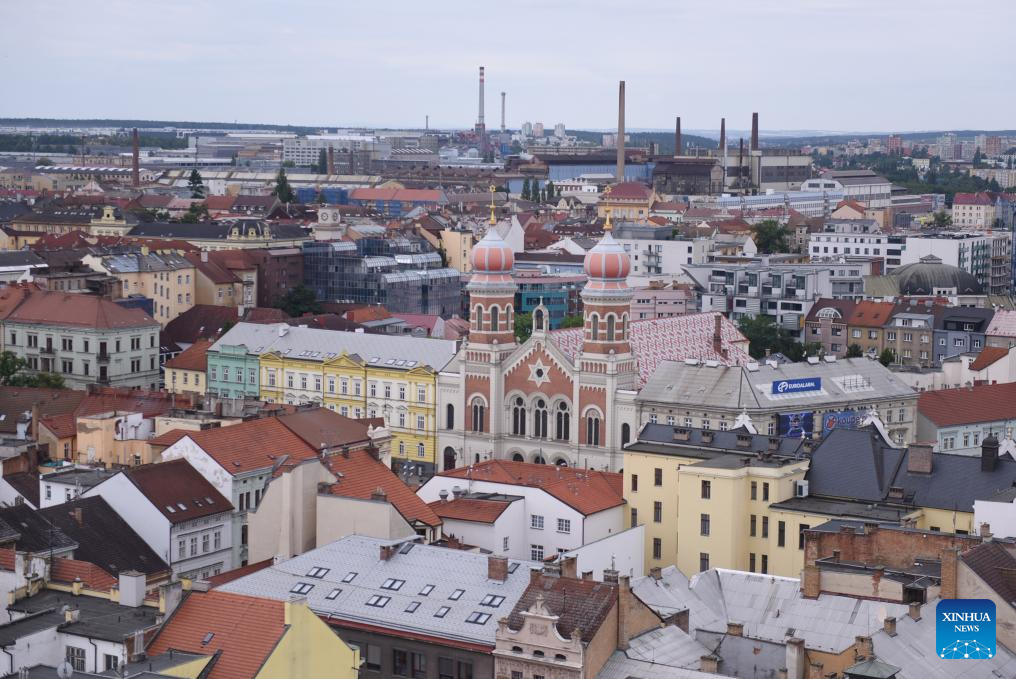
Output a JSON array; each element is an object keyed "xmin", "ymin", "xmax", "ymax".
[
  {"xmin": 188, "ymin": 169, "xmax": 206, "ymax": 199},
  {"xmin": 0, "ymin": 351, "xmax": 65, "ymax": 388},
  {"xmin": 316, "ymin": 148, "xmax": 328, "ymax": 174},
  {"xmin": 931, "ymin": 210, "xmax": 952, "ymax": 228},
  {"xmin": 545, "ymin": 180, "xmax": 557, "ymax": 200},
  {"xmin": 272, "ymin": 167, "xmax": 296, "ymax": 203},
  {"xmin": 846, "ymin": 343, "xmax": 864, "ymax": 358},
  {"xmin": 737, "ymin": 315, "xmax": 794, "ymax": 360},
  {"xmin": 179, "ymin": 203, "xmax": 209, "ymax": 223},
  {"xmin": 560, "ymin": 314, "xmax": 583, "ymax": 328},
  {"xmin": 878, "ymin": 348, "xmax": 896, "ymax": 367},
  {"xmin": 35, "ymin": 157, "xmax": 53, "ymax": 166},
  {"xmin": 282, "ymin": 160, "xmax": 296, "ymax": 168},
  {"xmin": 0, "ymin": 352, "xmax": 26, "ymax": 385},
  {"xmin": 753, "ymin": 220, "xmax": 790, "ymax": 254},
  {"xmin": 521, "ymin": 177, "xmax": 531, "ymax": 201},
  {"xmin": 278, "ymin": 284, "xmax": 320, "ymax": 317},
  {"xmin": 515, "ymin": 312, "xmax": 533, "ymax": 344}
]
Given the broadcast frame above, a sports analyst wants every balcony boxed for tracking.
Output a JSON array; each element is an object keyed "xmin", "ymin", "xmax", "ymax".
[
  {"xmin": 40, "ymin": 346, "xmax": 55, "ymax": 355},
  {"xmin": 97, "ymin": 352, "xmax": 111, "ymax": 363}
]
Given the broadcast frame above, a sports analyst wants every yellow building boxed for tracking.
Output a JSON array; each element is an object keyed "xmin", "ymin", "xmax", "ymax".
[
  {"xmin": 148, "ymin": 589, "xmax": 359, "ymax": 679},
  {"xmin": 83, "ymin": 246, "xmax": 196, "ymax": 325},
  {"xmin": 256, "ymin": 325, "xmax": 457, "ymax": 475},
  {"xmin": 164, "ymin": 339, "xmax": 212, "ymax": 396}
]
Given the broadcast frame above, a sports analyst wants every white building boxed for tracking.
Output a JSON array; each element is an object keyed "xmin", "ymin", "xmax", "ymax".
[
  {"xmin": 84, "ymin": 459, "xmax": 234, "ymax": 579},
  {"xmin": 417, "ymin": 460, "xmax": 626, "ymax": 564},
  {"xmin": 38, "ymin": 467, "xmax": 115, "ymax": 509},
  {"xmin": 282, "ymin": 135, "xmax": 392, "ymax": 165},
  {"xmin": 805, "ymin": 170, "xmax": 892, "ymax": 209},
  {"xmin": 808, "ymin": 219, "xmax": 888, "ymax": 268}
]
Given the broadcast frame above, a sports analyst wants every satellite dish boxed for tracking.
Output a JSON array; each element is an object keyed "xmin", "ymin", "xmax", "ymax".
[{"xmin": 57, "ymin": 661, "xmax": 74, "ymax": 679}]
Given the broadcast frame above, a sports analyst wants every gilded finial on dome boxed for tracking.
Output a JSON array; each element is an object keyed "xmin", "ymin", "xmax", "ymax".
[
  {"xmin": 604, "ymin": 206, "xmax": 613, "ymax": 232},
  {"xmin": 488, "ymin": 184, "xmax": 497, "ymax": 226}
]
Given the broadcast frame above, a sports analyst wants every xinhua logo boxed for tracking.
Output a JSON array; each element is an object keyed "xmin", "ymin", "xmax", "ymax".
[{"xmin": 936, "ymin": 599, "xmax": 996, "ymax": 659}]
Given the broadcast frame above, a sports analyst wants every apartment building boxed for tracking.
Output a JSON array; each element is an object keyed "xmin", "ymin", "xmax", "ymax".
[
  {"xmin": 952, "ymin": 192, "xmax": 997, "ymax": 228},
  {"xmin": 83, "ymin": 248, "xmax": 196, "ymax": 325}
]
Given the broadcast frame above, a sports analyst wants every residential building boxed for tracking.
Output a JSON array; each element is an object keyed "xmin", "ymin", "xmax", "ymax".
[
  {"xmin": 685, "ymin": 262, "xmax": 835, "ymax": 341},
  {"xmin": 629, "ymin": 282, "xmax": 695, "ymax": 320},
  {"xmin": 2, "ymin": 289, "xmax": 161, "ymax": 389},
  {"xmin": 164, "ymin": 338, "xmax": 211, "ymax": 396},
  {"xmin": 82, "ymin": 248, "xmax": 196, "ymax": 325},
  {"xmin": 184, "ymin": 249, "xmax": 258, "ymax": 310},
  {"xmin": 953, "ymin": 192, "xmax": 998, "ymax": 228},
  {"xmin": 418, "ymin": 460, "xmax": 630, "ymax": 569},
  {"xmin": 247, "ymin": 246, "xmax": 304, "ymax": 308},
  {"xmin": 205, "ymin": 321, "xmax": 284, "ymax": 399},
  {"xmin": 127, "ymin": 219, "xmax": 310, "ymax": 251},
  {"xmin": 885, "ymin": 306, "xmax": 936, "ymax": 367},
  {"xmin": 147, "ymin": 589, "xmax": 360, "ymax": 679},
  {"xmin": 494, "ymin": 561, "xmax": 661, "ymax": 679},
  {"xmin": 917, "ymin": 383, "xmax": 1016, "ymax": 454},
  {"xmin": 803, "ymin": 299, "xmax": 855, "ymax": 357},
  {"xmin": 83, "ymin": 458, "xmax": 234, "ymax": 579},
  {"xmin": 8, "ymin": 205, "xmax": 133, "ymax": 238},
  {"xmin": 220, "ymin": 535, "xmax": 532, "ymax": 679},
  {"xmin": 808, "ymin": 218, "xmax": 889, "ymax": 269},
  {"xmin": 987, "ymin": 309, "xmax": 1016, "ymax": 348},
  {"xmin": 38, "ymin": 467, "xmax": 115, "ymax": 508},
  {"xmin": 845, "ymin": 300, "xmax": 898, "ymax": 357},
  {"xmin": 637, "ymin": 356, "xmax": 918, "ymax": 444},
  {"xmin": 902, "ymin": 234, "xmax": 1010, "ymax": 296},
  {"xmin": 933, "ymin": 306, "xmax": 993, "ymax": 363},
  {"xmin": 151, "ymin": 416, "xmax": 319, "ymax": 566},
  {"xmin": 596, "ymin": 182, "xmax": 657, "ymax": 221}
]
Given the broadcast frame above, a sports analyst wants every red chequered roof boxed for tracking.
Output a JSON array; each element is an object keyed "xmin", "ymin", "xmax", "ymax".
[
  {"xmin": 148, "ymin": 590, "xmax": 286, "ymax": 679},
  {"xmin": 988, "ymin": 310, "xmax": 1016, "ymax": 338},
  {"xmin": 50, "ymin": 558, "xmax": 118, "ymax": 590},
  {"xmin": 439, "ymin": 461, "xmax": 623, "ymax": 515},
  {"xmin": 152, "ymin": 418, "xmax": 318, "ymax": 476},
  {"xmin": 325, "ymin": 450, "xmax": 441, "ymax": 527},
  {"xmin": 549, "ymin": 312, "xmax": 749, "ymax": 387},
  {"xmin": 918, "ymin": 382, "xmax": 1016, "ymax": 427},
  {"xmin": 429, "ymin": 497, "xmax": 511, "ymax": 523},
  {"xmin": 969, "ymin": 346, "xmax": 1009, "ymax": 372}
]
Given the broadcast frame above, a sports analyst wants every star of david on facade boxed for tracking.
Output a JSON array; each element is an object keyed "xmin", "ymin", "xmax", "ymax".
[{"xmin": 529, "ymin": 360, "xmax": 550, "ymax": 387}]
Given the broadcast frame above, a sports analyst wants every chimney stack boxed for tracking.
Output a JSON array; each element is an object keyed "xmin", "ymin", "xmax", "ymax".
[
  {"xmin": 982, "ymin": 434, "xmax": 999, "ymax": 472},
  {"xmin": 488, "ymin": 556, "xmax": 508, "ymax": 582},
  {"xmin": 477, "ymin": 66, "xmax": 486, "ymax": 131},
  {"xmin": 616, "ymin": 80, "xmax": 626, "ymax": 182},
  {"xmin": 326, "ymin": 146, "xmax": 335, "ymax": 175},
  {"xmin": 751, "ymin": 112, "xmax": 759, "ymax": 151},
  {"xmin": 132, "ymin": 128, "xmax": 140, "ymax": 188},
  {"xmin": 674, "ymin": 116, "xmax": 682, "ymax": 157},
  {"xmin": 501, "ymin": 92, "xmax": 506, "ymax": 133},
  {"xmin": 907, "ymin": 443, "xmax": 933, "ymax": 474},
  {"xmin": 719, "ymin": 118, "xmax": 726, "ymax": 153}
]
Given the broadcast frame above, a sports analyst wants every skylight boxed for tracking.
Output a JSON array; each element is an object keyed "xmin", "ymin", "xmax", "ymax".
[
  {"xmin": 405, "ymin": 601, "xmax": 420, "ymax": 613},
  {"xmin": 326, "ymin": 588, "xmax": 341, "ymax": 600},
  {"xmin": 381, "ymin": 578, "xmax": 405, "ymax": 591},
  {"xmin": 290, "ymin": 582, "xmax": 314, "ymax": 595},
  {"xmin": 307, "ymin": 567, "xmax": 330, "ymax": 579},
  {"xmin": 201, "ymin": 632, "xmax": 215, "ymax": 646},
  {"xmin": 434, "ymin": 606, "xmax": 450, "ymax": 618},
  {"xmin": 419, "ymin": 584, "xmax": 434, "ymax": 596},
  {"xmin": 177, "ymin": 503, "xmax": 188, "ymax": 511},
  {"xmin": 465, "ymin": 612, "xmax": 491, "ymax": 625},
  {"xmin": 507, "ymin": 563, "xmax": 519, "ymax": 574},
  {"xmin": 480, "ymin": 595, "xmax": 505, "ymax": 608},
  {"xmin": 449, "ymin": 589, "xmax": 464, "ymax": 601},
  {"xmin": 165, "ymin": 505, "xmax": 176, "ymax": 513},
  {"xmin": 342, "ymin": 572, "xmax": 357, "ymax": 583},
  {"xmin": 366, "ymin": 595, "xmax": 390, "ymax": 608}
]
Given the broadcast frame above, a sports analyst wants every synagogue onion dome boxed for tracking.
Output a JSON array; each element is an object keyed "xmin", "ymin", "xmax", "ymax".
[
  {"xmin": 471, "ymin": 228, "xmax": 514, "ymax": 273},
  {"xmin": 582, "ymin": 230, "xmax": 631, "ymax": 293}
]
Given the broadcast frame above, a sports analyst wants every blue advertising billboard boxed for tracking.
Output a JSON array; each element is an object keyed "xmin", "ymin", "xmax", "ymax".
[
  {"xmin": 778, "ymin": 411, "xmax": 814, "ymax": 438},
  {"xmin": 772, "ymin": 377, "xmax": 822, "ymax": 395},
  {"xmin": 821, "ymin": 410, "xmax": 865, "ymax": 436}
]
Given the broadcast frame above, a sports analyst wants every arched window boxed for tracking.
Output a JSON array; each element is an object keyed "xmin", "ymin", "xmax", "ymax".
[
  {"xmin": 446, "ymin": 403, "xmax": 454, "ymax": 430},
  {"xmin": 512, "ymin": 453, "xmax": 525, "ymax": 462},
  {"xmin": 621, "ymin": 313, "xmax": 629, "ymax": 340},
  {"xmin": 590, "ymin": 313, "xmax": 600, "ymax": 341},
  {"xmin": 474, "ymin": 305, "xmax": 483, "ymax": 329},
  {"xmin": 622, "ymin": 422, "xmax": 631, "ymax": 446},
  {"xmin": 534, "ymin": 399, "xmax": 548, "ymax": 438},
  {"xmin": 471, "ymin": 398, "xmax": 485, "ymax": 433},
  {"xmin": 512, "ymin": 397, "xmax": 526, "ymax": 436},
  {"xmin": 586, "ymin": 413, "xmax": 601, "ymax": 446},
  {"xmin": 417, "ymin": 442, "xmax": 425, "ymax": 457},
  {"xmin": 554, "ymin": 459, "xmax": 568, "ymax": 467},
  {"xmin": 534, "ymin": 308, "xmax": 545, "ymax": 332},
  {"xmin": 555, "ymin": 402, "xmax": 570, "ymax": 440},
  {"xmin": 533, "ymin": 455, "xmax": 546, "ymax": 465},
  {"xmin": 490, "ymin": 306, "xmax": 499, "ymax": 332},
  {"xmin": 606, "ymin": 313, "xmax": 616, "ymax": 342}
]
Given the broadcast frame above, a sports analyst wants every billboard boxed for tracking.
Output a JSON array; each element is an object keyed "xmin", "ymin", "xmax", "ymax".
[
  {"xmin": 772, "ymin": 377, "xmax": 822, "ymax": 395},
  {"xmin": 778, "ymin": 411, "xmax": 814, "ymax": 438},
  {"xmin": 821, "ymin": 410, "xmax": 865, "ymax": 436}
]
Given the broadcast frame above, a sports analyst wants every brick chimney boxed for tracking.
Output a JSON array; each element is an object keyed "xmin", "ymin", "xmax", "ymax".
[
  {"xmin": 908, "ymin": 601, "xmax": 921, "ymax": 621},
  {"xmin": 72, "ymin": 507, "xmax": 83, "ymax": 526},
  {"xmin": 726, "ymin": 621, "xmax": 744, "ymax": 637},
  {"xmin": 801, "ymin": 564, "xmax": 820, "ymax": 599},
  {"xmin": 940, "ymin": 547, "xmax": 960, "ymax": 599},
  {"xmin": 665, "ymin": 609, "xmax": 689, "ymax": 633},
  {"xmin": 132, "ymin": 128, "xmax": 140, "ymax": 188},
  {"xmin": 488, "ymin": 556, "xmax": 508, "ymax": 582},
  {"xmin": 854, "ymin": 635, "xmax": 873, "ymax": 661},
  {"xmin": 699, "ymin": 655, "xmax": 719, "ymax": 674},
  {"xmin": 751, "ymin": 113, "xmax": 759, "ymax": 152},
  {"xmin": 883, "ymin": 616, "xmax": 897, "ymax": 637},
  {"xmin": 560, "ymin": 555, "xmax": 578, "ymax": 579},
  {"xmin": 907, "ymin": 443, "xmax": 933, "ymax": 474},
  {"xmin": 379, "ymin": 544, "xmax": 396, "ymax": 561},
  {"xmin": 327, "ymin": 146, "xmax": 335, "ymax": 176}
]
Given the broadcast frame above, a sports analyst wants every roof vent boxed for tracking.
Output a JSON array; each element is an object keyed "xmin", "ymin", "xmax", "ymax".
[
  {"xmin": 806, "ymin": 356, "xmax": 820, "ymax": 365},
  {"xmin": 746, "ymin": 361, "xmax": 760, "ymax": 372},
  {"xmin": 704, "ymin": 360, "xmax": 719, "ymax": 368},
  {"xmin": 823, "ymin": 355, "xmax": 837, "ymax": 362},
  {"xmin": 684, "ymin": 358, "xmax": 700, "ymax": 366}
]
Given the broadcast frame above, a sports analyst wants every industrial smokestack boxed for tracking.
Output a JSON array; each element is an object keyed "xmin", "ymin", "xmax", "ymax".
[
  {"xmin": 751, "ymin": 112, "xmax": 759, "ymax": 151},
  {"xmin": 327, "ymin": 146, "xmax": 335, "ymax": 175},
  {"xmin": 719, "ymin": 118, "xmax": 726, "ymax": 153},
  {"xmin": 477, "ymin": 66, "xmax": 485, "ymax": 130},
  {"xmin": 131, "ymin": 128, "xmax": 140, "ymax": 188},
  {"xmin": 425, "ymin": 115, "xmax": 429, "ymax": 131},
  {"xmin": 501, "ymin": 92, "xmax": 506, "ymax": 133},
  {"xmin": 674, "ymin": 116, "xmax": 682, "ymax": 157},
  {"xmin": 616, "ymin": 80, "xmax": 626, "ymax": 182}
]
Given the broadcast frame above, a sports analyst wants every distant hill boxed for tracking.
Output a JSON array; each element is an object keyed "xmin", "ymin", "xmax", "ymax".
[{"xmin": 0, "ymin": 118, "xmax": 320, "ymax": 134}]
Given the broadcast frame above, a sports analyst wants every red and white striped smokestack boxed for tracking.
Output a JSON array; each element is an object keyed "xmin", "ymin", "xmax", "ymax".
[
  {"xmin": 751, "ymin": 112, "xmax": 759, "ymax": 151},
  {"xmin": 477, "ymin": 66, "xmax": 485, "ymax": 128},
  {"xmin": 131, "ymin": 128, "xmax": 140, "ymax": 188}
]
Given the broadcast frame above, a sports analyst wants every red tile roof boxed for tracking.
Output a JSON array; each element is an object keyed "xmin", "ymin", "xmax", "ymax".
[
  {"xmin": 165, "ymin": 338, "xmax": 212, "ymax": 372},
  {"xmin": 185, "ymin": 252, "xmax": 241, "ymax": 284},
  {"xmin": 835, "ymin": 199, "xmax": 868, "ymax": 213},
  {"xmin": 76, "ymin": 387, "xmax": 184, "ymax": 419},
  {"xmin": 603, "ymin": 182, "xmax": 653, "ymax": 201},
  {"xmin": 243, "ymin": 307, "xmax": 291, "ymax": 324},
  {"xmin": 164, "ymin": 304, "xmax": 239, "ymax": 344},
  {"xmin": 918, "ymin": 382, "xmax": 1016, "ymax": 427},
  {"xmin": 0, "ymin": 386, "xmax": 85, "ymax": 436},
  {"xmin": 438, "ymin": 461, "xmax": 623, "ymax": 515},
  {"xmin": 204, "ymin": 195, "xmax": 237, "ymax": 211},
  {"xmin": 325, "ymin": 450, "xmax": 441, "ymax": 527},
  {"xmin": 0, "ymin": 286, "xmax": 30, "ymax": 320},
  {"xmin": 969, "ymin": 346, "xmax": 1009, "ymax": 372},
  {"xmin": 50, "ymin": 557, "xmax": 118, "ymax": 590},
  {"xmin": 39, "ymin": 413, "xmax": 76, "ymax": 439},
  {"xmin": 954, "ymin": 192, "xmax": 994, "ymax": 206},
  {"xmin": 207, "ymin": 559, "xmax": 273, "ymax": 588},
  {"xmin": 154, "ymin": 418, "xmax": 318, "ymax": 475},
  {"xmin": 5, "ymin": 290, "xmax": 157, "ymax": 329},
  {"xmin": 123, "ymin": 459, "xmax": 233, "ymax": 524},
  {"xmin": 148, "ymin": 590, "xmax": 287, "ymax": 679},
  {"xmin": 429, "ymin": 497, "xmax": 511, "ymax": 523},
  {"xmin": 276, "ymin": 409, "xmax": 372, "ymax": 452},
  {"xmin": 847, "ymin": 301, "xmax": 895, "ymax": 328}
]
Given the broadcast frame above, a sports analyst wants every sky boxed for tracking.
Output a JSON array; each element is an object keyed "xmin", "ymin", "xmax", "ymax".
[{"xmin": 2, "ymin": 0, "xmax": 1014, "ymax": 133}]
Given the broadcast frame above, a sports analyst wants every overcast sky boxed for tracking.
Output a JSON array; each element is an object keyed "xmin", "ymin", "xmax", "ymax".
[{"xmin": 2, "ymin": 0, "xmax": 1013, "ymax": 133}]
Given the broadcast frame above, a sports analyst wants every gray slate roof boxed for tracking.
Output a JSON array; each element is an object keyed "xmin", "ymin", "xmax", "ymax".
[
  {"xmin": 211, "ymin": 322, "xmax": 457, "ymax": 371},
  {"xmin": 637, "ymin": 357, "xmax": 915, "ymax": 410},
  {"xmin": 219, "ymin": 535, "xmax": 534, "ymax": 646}
]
